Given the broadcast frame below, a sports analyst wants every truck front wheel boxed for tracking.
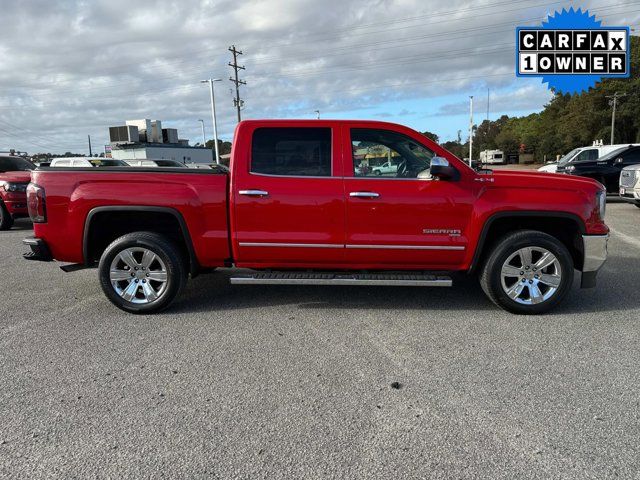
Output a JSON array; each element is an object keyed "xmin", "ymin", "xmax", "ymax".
[
  {"xmin": 98, "ymin": 232, "xmax": 187, "ymax": 314},
  {"xmin": 479, "ymin": 230, "xmax": 574, "ymax": 314}
]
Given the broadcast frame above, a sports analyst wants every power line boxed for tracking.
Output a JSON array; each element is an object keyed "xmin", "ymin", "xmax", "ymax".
[
  {"xmin": 3, "ymin": 3, "xmax": 636, "ymax": 101},
  {"xmin": 7, "ymin": 0, "xmax": 635, "ymax": 97}
]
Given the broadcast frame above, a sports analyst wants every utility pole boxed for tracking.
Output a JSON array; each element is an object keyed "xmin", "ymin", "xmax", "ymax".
[
  {"xmin": 469, "ymin": 96, "xmax": 474, "ymax": 167},
  {"xmin": 88, "ymin": 135, "xmax": 92, "ymax": 156},
  {"xmin": 198, "ymin": 119, "xmax": 205, "ymax": 146},
  {"xmin": 229, "ymin": 45, "xmax": 246, "ymax": 123},
  {"xmin": 606, "ymin": 92, "xmax": 626, "ymax": 145}
]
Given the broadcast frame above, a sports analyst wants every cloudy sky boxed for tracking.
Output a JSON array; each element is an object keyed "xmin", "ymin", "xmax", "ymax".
[{"xmin": 0, "ymin": 0, "xmax": 638, "ymax": 154}]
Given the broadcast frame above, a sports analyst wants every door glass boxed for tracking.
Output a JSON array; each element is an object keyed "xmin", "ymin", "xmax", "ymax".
[
  {"xmin": 251, "ymin": 127, "xmax": 332, "ymax": 176},
  {"xmin": 575, "ymin": 149, "xmax": 598, "ymax": 162},
  {"xmin": 622, "ymin": 149, "xmax": 640, "ymax": 165},
  {"xmin": 351, "ymin": 129, "xmax": 434, "ymax": 179}
]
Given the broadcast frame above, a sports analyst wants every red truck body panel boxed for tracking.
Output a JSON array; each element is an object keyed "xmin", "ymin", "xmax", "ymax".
[
  {"xmin": 29, "ymin": 119, "xmax": 608, "ymax": 272},
  {"xmin": 31, "ymin": 170, "xmax": 230, "ymax": 266}
]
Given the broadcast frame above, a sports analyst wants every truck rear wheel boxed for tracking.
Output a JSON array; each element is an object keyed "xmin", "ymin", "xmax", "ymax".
[
  {"xmin": 0, "ymin": 202, "xmax": 14, "ymax": 230},
  {"xmin": 479, "ymin": 230, "xmax": 574, "ymax": 314},
  {"xmin": 98, "ymin": 232, "xmax": 187, "ymax": 314}
]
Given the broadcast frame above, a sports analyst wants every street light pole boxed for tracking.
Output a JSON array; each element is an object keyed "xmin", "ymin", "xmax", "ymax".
[
  {"xmin": 201, "ymin": 78, "xmax": 222, "ymax": 164},
  {"xmin": 198, "ymin": 119, "xmax": 205, "ymax": 147}
]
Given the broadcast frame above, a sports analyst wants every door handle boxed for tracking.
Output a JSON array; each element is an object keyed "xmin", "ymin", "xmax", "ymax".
[
  {"xmin": 239, "ymin": 190, "xmax": 269, "ymax": 197},
  {"xmin": 349, "ymin": 191, "xmax": 380, "ymax": 198}
]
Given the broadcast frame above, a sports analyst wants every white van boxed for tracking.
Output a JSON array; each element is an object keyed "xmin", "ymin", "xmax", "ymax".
[
  {"xmin": 539, "ymin": 144, "xmax": 639, "ymax": 173},
  {"xmin": 49, "ymin": 157, "xmax": 129, "ymax": 168},
  {"xmin": 125, "ymin": 159, "xmax": 186, "ymax": 168},
  {"xmin": 479, "ymin": 150, "xmax": 505, "ymax": 165}
]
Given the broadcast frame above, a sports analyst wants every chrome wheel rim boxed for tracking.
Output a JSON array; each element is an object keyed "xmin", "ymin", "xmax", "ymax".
[
  {"xmin": 109, "ymin": 247, "xmax": 168, "ymax": 304},
  {"xmin": 500, "ymin": 246, "xmax": 562, "ymax": 306}
]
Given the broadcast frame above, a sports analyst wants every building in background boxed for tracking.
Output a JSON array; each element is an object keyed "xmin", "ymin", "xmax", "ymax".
[{"xmin": 108, "ymin": 118, "xmax": 213, "ymax": 164}]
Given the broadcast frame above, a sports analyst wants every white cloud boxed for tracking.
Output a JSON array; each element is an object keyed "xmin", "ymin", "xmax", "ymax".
[{"xmin": 0, "ymin": 0, "xmax": 637, "ymax": 153}]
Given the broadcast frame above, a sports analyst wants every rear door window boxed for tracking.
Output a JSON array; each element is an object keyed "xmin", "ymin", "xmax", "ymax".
[
  {"xmin": 251, "ymin": 127, "xmax": 332, "ymax": 177},
  {"xmin": 622, "ymin": 148, "xmax": 640, "ymax": 166}
]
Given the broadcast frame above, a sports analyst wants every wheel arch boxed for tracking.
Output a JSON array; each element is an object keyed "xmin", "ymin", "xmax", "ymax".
[
  {"xmin": 83, "ymin": 206, "xmax": 199, "ymax": 275},
  {"xmin": 469, "ymin": 211, "xmax": 586, "ymax": 274}
]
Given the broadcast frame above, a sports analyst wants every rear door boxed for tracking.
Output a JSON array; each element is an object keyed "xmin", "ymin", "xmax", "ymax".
[
  {"xmin": 342, "ymin": 124, "xmax": 475, "ymax": 270},
  {"xmin": 231, "ymin": 124, "xmax": 345, "ymax": 267}
]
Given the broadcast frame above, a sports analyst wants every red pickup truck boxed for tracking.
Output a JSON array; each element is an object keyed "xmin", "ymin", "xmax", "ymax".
[
  {"xmin": 0, "ymin": 155, "xmax": 35, "ymax": 230},
  {"xmin": 24, "ymin": 120, "xmax": 608, "ymax": 314}
]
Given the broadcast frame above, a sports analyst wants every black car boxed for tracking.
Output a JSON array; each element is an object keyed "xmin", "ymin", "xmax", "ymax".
[{"xmin": 557, "ymin": 145, "xmax": 640, "ymax": 193}]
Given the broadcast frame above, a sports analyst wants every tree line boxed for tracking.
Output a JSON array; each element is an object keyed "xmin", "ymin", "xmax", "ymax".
[{"xmin": 425, "ymin": 36, "xmax": 639, "ymax": 163}]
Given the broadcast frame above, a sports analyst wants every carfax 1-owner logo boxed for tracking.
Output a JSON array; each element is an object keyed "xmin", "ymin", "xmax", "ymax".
[{"xmin": 516, "ymin": 7, "xmax": 630, "ymax": 94}]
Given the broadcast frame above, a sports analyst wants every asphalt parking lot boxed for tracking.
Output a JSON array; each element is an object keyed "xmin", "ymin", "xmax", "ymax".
[{"xmin": 1, "ymin": 202, "xmax": 639, "ymax": 479}]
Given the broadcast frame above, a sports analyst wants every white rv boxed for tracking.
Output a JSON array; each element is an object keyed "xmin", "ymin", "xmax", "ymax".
[{"xmin": 479, "ymin": 150, "xmax": 505, "ymax": 165}]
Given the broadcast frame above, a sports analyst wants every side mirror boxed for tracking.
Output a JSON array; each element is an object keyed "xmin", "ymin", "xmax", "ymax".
[{"xmin": 429, "ymin": 157, "xmax": 459, "ymax": 181}]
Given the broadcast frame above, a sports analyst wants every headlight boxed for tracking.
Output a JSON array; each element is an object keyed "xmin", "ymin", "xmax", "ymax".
[
  {"xmin": 1, "ymin": 182, "xmax": 28, "ymax": 192},
  {"xmin": 565, "ymin": 165, "xmax": 576, "ymax": 173},
  {"xmin": 596, "ymin": 190, "xmax": 606, "ymax": 220}
]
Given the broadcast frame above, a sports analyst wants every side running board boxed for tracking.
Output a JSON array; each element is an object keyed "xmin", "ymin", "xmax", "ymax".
[{"xmin": 230, "ymin": 272, "xmax": 452, "ymax": 287}]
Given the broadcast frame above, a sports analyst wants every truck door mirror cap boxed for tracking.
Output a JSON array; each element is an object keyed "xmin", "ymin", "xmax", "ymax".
[{"xmin": 430, "ymin": 157, "xmax": 459, "ymax": 181}]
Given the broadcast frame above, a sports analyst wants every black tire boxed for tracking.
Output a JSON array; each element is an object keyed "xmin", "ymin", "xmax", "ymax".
[
  {"xmin": 373, "ymin": 170, "xmax": 382, "ymax": 176},
  {"xmin": 0, "ymin": 202, "xmax": 14, "ymax": 231},
  {"xmin": 479, "ymin": 230, "xmax": 574, "ymax": 314},
  {"xmin": 98, "ymin": 232, "xmax": 187, "ymax": 314},
  {"xmin": 635, "ymin": 203, "xmax": 640, "ymax": 209}
]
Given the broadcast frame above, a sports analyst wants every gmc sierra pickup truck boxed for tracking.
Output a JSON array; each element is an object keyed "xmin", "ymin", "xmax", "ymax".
[{"xmin": 24, "ymin": 120, "xmax": 609, "ymax": 314}]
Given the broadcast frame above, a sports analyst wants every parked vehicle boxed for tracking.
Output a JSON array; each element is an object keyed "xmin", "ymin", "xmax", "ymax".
[
  {"xmin": 558, "ymin": 145, "xmax": 640, "ymax": 193},
  {"xmin": 619, "ymin": 164, "xmax": 640, "ymax": 208},
  {"xmin": 371, "ymin": 161, "xmax": 397, "ymax": 176},
  {"xmin": 24, "ymin": 120, "xmax": 608, "ymax": 315},
  {"xmin": 540, "ymin": 144, "xmax": 636, "ymax": 173},
  {"xmin": 479, "ymin": 149, "xmax": 505, "ymax": 165},
  {"xmin": 124, "ymin": 159, "xmax": 187, "ymax": 168},
  {"xmin": 0, "ymin": 155, "xmax": 35, "ymax": 230},
  {"xmin": 50, "ymin": 158, "xmax": 129, "ymax": 168}
]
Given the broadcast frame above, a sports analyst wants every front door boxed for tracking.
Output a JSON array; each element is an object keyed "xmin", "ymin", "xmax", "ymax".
[
  {"xmin": 343, "ymin": 126, "xmax": 475, "ymax": 270},
  {"xmin": 232, "ymin": 124, "xmax": 345, "ymax": 267}
]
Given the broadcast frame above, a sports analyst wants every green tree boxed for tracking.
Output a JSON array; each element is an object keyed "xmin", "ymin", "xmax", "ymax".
[{"xmin": 421, "ymin": 131, "xmax": 439, "ymax": 143}]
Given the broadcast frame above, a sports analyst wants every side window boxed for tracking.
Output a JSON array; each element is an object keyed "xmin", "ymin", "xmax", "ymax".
[
  {"xmin": 251, "ymin": 127, "xmax": 332, "ymax": 176},
  {"xmin": 622, "ymin": 149, "xmax": 640, "ymax": 165},
  {"xmin": 351, "ymin": 129, "xmax": 434, "ymax": 179},
  {"xmin": 575, "ymin": 149, "xmax": 598, "ymax": 162}
]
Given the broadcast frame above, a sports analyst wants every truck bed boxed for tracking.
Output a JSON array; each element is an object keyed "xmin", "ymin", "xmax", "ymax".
[{"xmin": 30, "ymin": 167, "xmax": 231, "ymax": 268}]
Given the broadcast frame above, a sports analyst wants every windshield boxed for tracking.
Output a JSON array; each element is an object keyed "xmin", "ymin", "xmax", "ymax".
[
  {"xmin": 90, "ymin": 159, "xmax": 128, "ymax": 167},
  {"xmin": 155, "ymin": 160, "xmax": 185, "ymax": 167},
  {"xmin": 0, "ymin": 156, "xmax": 35, "ymax": 172},
  {"xmin": 557, "ymin": 148, "xmax": 581, "ymax": 166}
]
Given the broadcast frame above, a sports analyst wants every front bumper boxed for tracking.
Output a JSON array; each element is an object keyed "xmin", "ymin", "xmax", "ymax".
[
  {"xmin": 23, "ymin": 237, "xmax": 52, "ymax": 261},
  {"xmin": 618, "ymin": 188, "xmax": 640, "ymax": 204},
  {"xmin": 580, "ymin": 234, "xmax": 608, "ymax": 288}
]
